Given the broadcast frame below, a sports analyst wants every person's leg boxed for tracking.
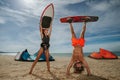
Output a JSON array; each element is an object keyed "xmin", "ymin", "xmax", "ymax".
[
  {"xmin": 79, "ymin": 22, "xmax": 86, "ymax": 38},
  {"xmin": 29, "ymin": 48, "xmax": 43, "ymax": 74},
  {"xmin": 66, "ymin": 57, "xmax": 74, "ymax": 75},
  {"xmin": 67, "ymin": 18, "xmax": 76, "ymax": 38},
  {"xmin": 45, "ymin": 49, "xmax": 50, "ymax": 72},
  {"xmin": 69, "ymin": 23, "xmax": 76, "ymax": 38}
]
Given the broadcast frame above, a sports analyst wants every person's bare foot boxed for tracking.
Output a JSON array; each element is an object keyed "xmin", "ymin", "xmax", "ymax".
[
  {"xmin": 85, "ymin": 16, "xmax": 91, "ymax": 19},
  {"xmin": 81, "ymin": 16, "xmax": 91, "ymax": 22},
  {"xmin": 67, "ymin": 18, "xmax": 73, "ymax": 23},
  {"xmin": 84, "ymin": 17, "xmax": 91, "ymax": 22}
]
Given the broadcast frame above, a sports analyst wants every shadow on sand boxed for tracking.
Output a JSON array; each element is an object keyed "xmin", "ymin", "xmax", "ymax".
[
  {"xmin": 31, "ymin": 72, "xmax": 60, "ymax": 80},
  {"xmin": 23, "ymin": 72, "xmax": 108, "ymax": 80},
  {"xmin": 75, "ymin": 74, "xmax": 108, "ymax": 80}
]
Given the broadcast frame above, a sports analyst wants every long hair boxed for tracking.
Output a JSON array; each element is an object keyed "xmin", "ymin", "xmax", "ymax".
[
  {"xmin": 73, "ymin": 62, "xmax": 84, "ymax": 73},
  {"xmin": 42, "ymin": 29, "xmax": 49, "ymax": 37},
  {"xmin": 42, "ymin": 29, "xmax": 45, "ymax": 36}
]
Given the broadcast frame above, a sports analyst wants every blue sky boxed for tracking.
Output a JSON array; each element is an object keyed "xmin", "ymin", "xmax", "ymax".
[{"xmin": 0, "ymin": 0, "xmax": 120, "ymax": 54}]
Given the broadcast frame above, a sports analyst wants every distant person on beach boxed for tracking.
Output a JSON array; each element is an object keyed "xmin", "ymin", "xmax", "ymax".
[
  {"xmin": 29, "ymin": 21, "xmax": 52, "ymax": 74},
  {"xmin": 66, "ymin": 17, "xmax": 91, "ymax": 76}
]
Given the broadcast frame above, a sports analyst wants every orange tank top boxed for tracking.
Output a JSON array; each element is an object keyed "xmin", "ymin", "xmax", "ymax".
[{"xmin": 71, "ymin": 38, "xmax": 85, "ymax": 47}]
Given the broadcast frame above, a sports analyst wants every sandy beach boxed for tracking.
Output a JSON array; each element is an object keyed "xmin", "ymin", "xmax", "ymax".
[{"xmin": 0, "ymin": 55, "xmax": 120, "ymax": 80}]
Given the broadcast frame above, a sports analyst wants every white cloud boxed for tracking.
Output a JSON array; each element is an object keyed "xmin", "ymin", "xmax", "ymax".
[
  {"xmin": 0, "ymin": 6, "xmax": 34, "ymax": 26},
  {"xmin": 0, "ymin": 17, "xmax": 6, "ymax": 24},
  {"xmin": 42, "ymin": 0, "xmax": 86, "ymax": 18},
  {"xmin": 86, "ymin": 0, "xmax": 120, "ymax": 11},
  {"xmin": 109, "ymin": 0, "xmax": 120, "ymax": 6},
  {"xmin": 89, "ymin": 2, "xmax": 110, "ymax": 11}
]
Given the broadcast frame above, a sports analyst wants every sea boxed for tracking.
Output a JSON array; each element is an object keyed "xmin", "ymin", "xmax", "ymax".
[{"xmin": 0, "ymin": 52, "xmax": 120, "ymax": 57}]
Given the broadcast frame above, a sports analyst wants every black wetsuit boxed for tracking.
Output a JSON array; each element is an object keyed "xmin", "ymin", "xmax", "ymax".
[{"xmin": 41, "ymin": 35, "xmax": 50, "ymax": 50}]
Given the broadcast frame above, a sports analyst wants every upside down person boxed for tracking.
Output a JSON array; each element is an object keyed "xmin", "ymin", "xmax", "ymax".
[{"xmin": 66, "ymin": 18, "xmax": 91, "ymax": 76}]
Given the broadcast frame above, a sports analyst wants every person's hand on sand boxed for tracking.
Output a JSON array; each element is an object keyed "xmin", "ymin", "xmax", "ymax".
[
  {"xmin": 29, "ymin": 71, "xmax": 32, "ymax": 74},
  {"xmin": 87, "ymin": 73, "xmax": 92, "ymax": 76},
  {"xmin": 48, "ymin": 69, "xmax": 50, "ymax": 72},
  {"xmin": 66, "ymin": 72, "xmax": 70, "ymax": 76}
]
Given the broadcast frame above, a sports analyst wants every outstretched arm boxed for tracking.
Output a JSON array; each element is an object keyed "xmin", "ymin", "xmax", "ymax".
[
  {"xmin": 69, "ymin": 23, "xmax": 76, "ymax": 38},
  {"xmin": 40, "ymin": 24, "xmax": 43, "ymax": 39},
  {"xmin": 66, "ymin": 57, "xmax": 74, "ymax": 75},
  {"xmin": 82, "ymin": 59, "xmax": 91, "ymax": 76},
  {"xmin": 48, "ymin": 23, "xmax": 52, "ymax": 37},
  {"xmin": 80, "ymin": 22, "xmax": 86, "ymax": 38}
]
